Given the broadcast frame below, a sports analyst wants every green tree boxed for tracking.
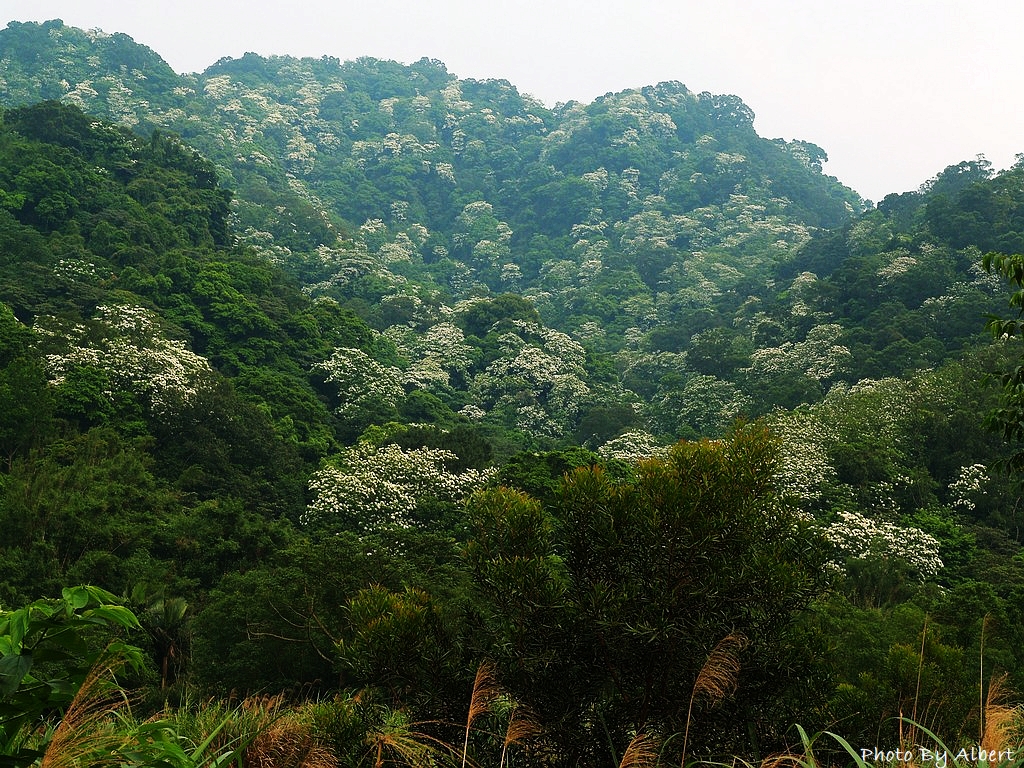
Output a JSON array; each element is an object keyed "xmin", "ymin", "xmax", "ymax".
[
  {"xmin": 981, "ymin": 251, "xmax": 1024, "ymax": 469},
  {"xmin": 0, "ymin": 356, "xmax": 55, "ymax": 471},
  {"xmin": 466, "ymin": 424, "xmax": 827, "ymax": 764}
]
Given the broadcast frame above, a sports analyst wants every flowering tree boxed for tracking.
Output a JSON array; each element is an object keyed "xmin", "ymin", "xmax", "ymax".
[
  {"xmin": 744, "ymin": 323, "xmax": 852, "ymax": 385},
  {"xmin": 386, "ymin": 321, "xmax": 475, "ymax": 390},
  {"xmin": 596, "ymin": 429, "xmax": 667, "ymax": 462},
  {"xmin": 304, "ymin": 441, "xmax": 496, "ymax": 532},
  {"xmin": 647, "ymin": 373, "xmax": 749, "ymax": 438},
  {"xmin": 947, "ymin": 463, "xmax": 989, "ymax": 512},
  {"xmin": 818, "ymin": 510, "xmax": 943, "ymax": 581},
  {"xmin": 469, "ymin": 325, "xmax": 590, "ymax": 439},
  {"xmin": 313, "ymin": 347, "xmax": 405, "ymax": 417},
  {"xmin": 765, "ymin": 409, "xmax": 838, "ymax": 507},
  {"xmin": 34, "ymin": 303, "xmax": 214, "ymax": 418}
]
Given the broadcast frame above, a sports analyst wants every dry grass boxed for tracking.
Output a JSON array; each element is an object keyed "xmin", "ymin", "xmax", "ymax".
[
  {"xmin": 691, "ymin": 634, "xmax": 748, "ymax": 706},
  {"xmin": 499, "ymin": 702, "xmax": 543, "ymax": 768},
  {"xmin": 981, "ymin": 673, "xmax": 1024, "ymax": 755},
  {"xmin": 462, "ymin": 661, "xmax": 502, "ymax": 768},
  {"xmin": 619, "ymin": 732, "xmax": 660, "ymax": 768},
  {"xmin": 681, "ymin": 633, "xmax": 749, "ymax": 767},
  {"xmin": 39, "ymin": 660, "xmax": 128, "ymax": 768},
  {"xmin": 242, "ymin": 694, "xmax": 339, "ymax": 768}
]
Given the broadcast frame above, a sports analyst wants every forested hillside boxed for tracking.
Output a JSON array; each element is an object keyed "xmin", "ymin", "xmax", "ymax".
[{"xmin": 2, "ymin": 18, "xmax": 1024, "ymax": 767}]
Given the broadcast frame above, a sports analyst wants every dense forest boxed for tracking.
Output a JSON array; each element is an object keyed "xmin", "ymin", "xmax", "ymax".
[{"xmin": 2, "ymin": 18, "xmax": 1024, "ymax": 767}]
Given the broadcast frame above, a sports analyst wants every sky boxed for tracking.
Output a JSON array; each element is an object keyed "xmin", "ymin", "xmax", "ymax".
[{"xmin": 5, "ymin": 0, "xmax": 1024, "ymax": 203}]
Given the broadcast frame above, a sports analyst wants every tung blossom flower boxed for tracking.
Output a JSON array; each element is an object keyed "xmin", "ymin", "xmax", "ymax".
[
  {"xmin": 35, "ymin": 303, "xmax": 214, "ymax": 418},
  {"xmin": 314, "ymin": 347, "xmax": 406, "ymax": 416},
  {"xmin": 304, "ymin": 442, "xmax": 496, "ymax": 531},
  {"xmin": 820, "ymin": 510, "xmax": 943, "ymax": 580}
]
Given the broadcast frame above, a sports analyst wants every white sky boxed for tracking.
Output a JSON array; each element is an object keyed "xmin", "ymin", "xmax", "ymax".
[{"xmin": 5, "ymin": 0, "xmax": 1024, "ymax": 202}]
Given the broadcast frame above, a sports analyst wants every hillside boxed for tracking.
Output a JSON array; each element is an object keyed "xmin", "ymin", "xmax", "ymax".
[
  {"xmin": 2, "ymin": 18, "xmax": 1024, "ymax": 764},
  {"xmin": 0, "ymin": 18, "xmax": 950, "ymax": 443}
]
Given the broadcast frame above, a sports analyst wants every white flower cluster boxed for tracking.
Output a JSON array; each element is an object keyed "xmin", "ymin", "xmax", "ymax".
[
  {"xmin": 314, "ymin": 347, "xmax": 405, "ymax": 416},
  {"xmin": 597, "ymin": 429, "xmax": 669, "ymax": 462},
  {"xmin": 649, "ymin": 374, "xmax": 750, "ymax": 438},
  {"xmin": 820, "ymin": 510, "xmax": 943, "ymax": 580},
  {"xmin": 876, "ymin": 249, "xmax": 919, "ymax": 284},
  {"xmin": 822, "ymin": 377, "xmax": 916, "ymax": 447},
  {"xmin": 303, "ymin": 442, "xmax": 496, "ymax": 531},
  {"xmin": 675, "ymin": 194, "xmax": 811, "ymax": 255},
  {"xmin": 787, "ymin": 271, "xmax": 825, "ymax": 318},
  {"xmin": 302, "ymin": 243, "xmax": 408, "ymax": 297},
  {"xmin": 745, "ymin": 323, "xmax": 851, "ymax": 383},
  {"xmin": 54, "ymin": 258, "xmax": 100, "ymax": 283},
  {"xmin": 466, "ymin": 323, "xmax": 590, "ymax": 438},
  {"xmin": 948, "ymin": 463, "xmax": 989, "ymax": 512},
  {"xmin": 767, "ymin": 410, "xmax": 838, "ymax": 505},
  {"xmin": 35, "ymin": 303, "xmax": 214, "ymax": 417},
  {"xmin": 386, "ymin": 321, "xmax": 475, "ymax": 390}
]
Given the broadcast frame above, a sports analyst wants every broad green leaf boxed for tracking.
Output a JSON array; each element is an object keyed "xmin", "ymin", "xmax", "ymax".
[
  {"xmin": 6, "ymin": 612, "xmax": 28, "ymax": 653},
  {"xmin": 0, "ymin": 654, "xmax": 32, "ymax": 697},
  {"xmin": 86, "ymin": 605, "xmax": 142, "ymax": 630},
  {"xmin": 62, "ymin": 586, "xmax": 91, "ymax": 610}
]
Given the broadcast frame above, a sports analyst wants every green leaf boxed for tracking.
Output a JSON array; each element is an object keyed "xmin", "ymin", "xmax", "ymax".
[
  {"xmin": 6, "ymin": 611, "xmax": 28, "ymax": 653},
  {"xmin": 86, "ymin": 605, "xmax": 142, "ymax": 630},
  {"xmin": 0, "ymin": 654, "xmax": 32, "ymax": 697},
  {"xmin": 825, "ymin": 730, "xmax": 872, "ymax": 768},
  {"xmin": 0, "ymin": 748, "xmax": 45, "ymax": 767},
  {"xmin": 61, "ymin": 586, "xmax": 91, "ymax": 611}
]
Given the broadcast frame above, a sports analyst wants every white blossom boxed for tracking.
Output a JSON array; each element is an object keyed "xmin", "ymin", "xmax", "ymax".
[
  {"xmin": 314, "ymin": 347, "xmax": 405, "ymax": 416},
  {"xmin": 948, "ymin": 463, "xmax": 989, "ymax": 512},
  {"xmin": 304, "ymin": 442, "xmax": 496, "ymax": 531},
  {"xmin": 819, "ymin": 510, "xmax": 943, "ymax": 580},
  {"xmin": 35, "ymin": 303, "xmax": 214, "ymax": 418},
  {"xmin": 597, "ymin": 429, "xmax": 669, "ymax": 462}
]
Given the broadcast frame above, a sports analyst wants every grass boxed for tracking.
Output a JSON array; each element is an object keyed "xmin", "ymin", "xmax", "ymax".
[
  {"xmin": 10, "ymin": 638, "xmax": 1024, "ymax": 768},
  {"xmin": 682, "ymin": 633, "xmax": 749, "ymax": 767}
]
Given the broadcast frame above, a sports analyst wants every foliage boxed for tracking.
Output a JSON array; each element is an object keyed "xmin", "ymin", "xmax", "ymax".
[
  {"xmin": 2, "ymin": 21, "xmax": 1024, "ymax": 763},
  {"xmin": 0, "ymin": 586, "xmax": 142, "ymax": 766},
  {"xmin": 466, "ymin": 425, "xmax": 827, "ymax": 763},
  {"xmin": 982, "ymin": 251, "xmax": 1024, "ymax": 470}
]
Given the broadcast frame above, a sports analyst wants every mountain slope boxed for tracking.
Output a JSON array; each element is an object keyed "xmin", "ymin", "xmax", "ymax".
[{"xmin": 0, "ymin": 19, "xmax": 1014, "ymax": 441}]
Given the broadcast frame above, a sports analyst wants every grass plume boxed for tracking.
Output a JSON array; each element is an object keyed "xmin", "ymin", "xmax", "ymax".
[
  {"xmin": 499, "ymin": 701, "xmax": 542, "ymax": 768},
  {"xmin": 681, "ymin": 633, "xmax": 748, "ymax": 766},
  {"xmin": 620, "ymin": 732, "xmax": 659, "ymax": 768},
  {"xmin": 462, "ymin": 660, "xmax": 501, "ymax": 768},
  {"xmin": 981, "ymin": 673, "xmax": 1022, "ymax": 755},
  {"xmin": 40, "ymin": 658, "xmax": 128, "ymax": 768}
]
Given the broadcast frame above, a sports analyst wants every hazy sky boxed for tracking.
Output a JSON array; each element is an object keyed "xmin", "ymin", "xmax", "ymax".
[{"xmin": 5, "ymin": 0, "xmax": 1024, "ymax": 202}]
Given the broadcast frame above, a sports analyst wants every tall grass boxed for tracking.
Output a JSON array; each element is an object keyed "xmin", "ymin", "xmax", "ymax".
[
  {"xmin": 38, "ymin": 659, "xmax": 129, "ymax": 768},
  {"xmin": 681, "ymin": 633, "xmax": 748, "ymax": 767},
  {"xmin": 981, "ymin": 674, "xmax": 1023, "ymax": 757},
  {"xmin": 461, "ymin": 661, "xmax": 501, "ymax": 768},
  {"xmin": 620, "ymin": 732, "xmax": 660, "ymax": 768},
  {"xmin": 498, "ymin": 700, "xmax": 542, "ymax": 768}
]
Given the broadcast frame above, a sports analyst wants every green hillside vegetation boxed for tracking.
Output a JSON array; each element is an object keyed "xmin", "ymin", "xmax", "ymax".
[{"xmin": 2, "ymin": 19, "xmax": 1024, "ymax": 766}]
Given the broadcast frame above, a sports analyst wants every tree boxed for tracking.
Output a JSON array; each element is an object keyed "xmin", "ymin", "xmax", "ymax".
[
  {"xmin": 304, "ymin": 441, "xmax": 495, "ymax": 533},
  {"xmin": 0, "ymin": 356, "xmax": 55, "ymax": 471},
  {"xmin": 981, "ymin": 251, "xmax": 1024, "ymax": 469},
  {"xmin": 465, "ymin": 424, "xmax": 827, "ymax": 763}
]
